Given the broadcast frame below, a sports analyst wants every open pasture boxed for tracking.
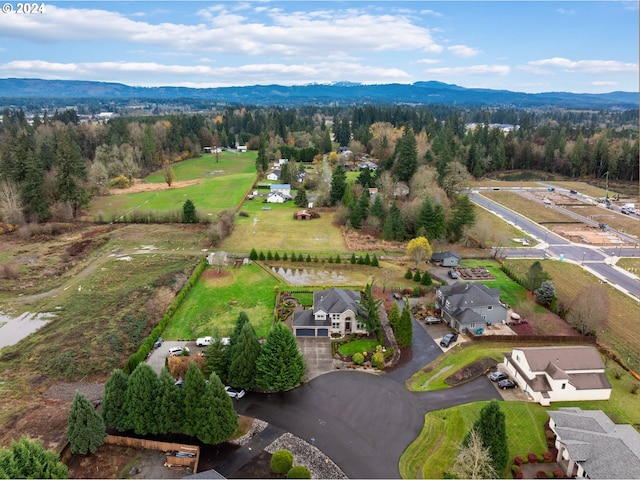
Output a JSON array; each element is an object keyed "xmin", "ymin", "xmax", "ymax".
[
  {"xmin": 224, "ymin": 200, "xmax": 347, "ymax": 254},
  {"xmin": 88, "ymin": 153, "xmax": 257, "ymax": 220}
]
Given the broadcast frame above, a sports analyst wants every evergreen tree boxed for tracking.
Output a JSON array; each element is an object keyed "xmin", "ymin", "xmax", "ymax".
[
  {"xmin": 183, "ymin": 199, "xmax": 197, "ymax": 223},
  {"xmin": 360, "ymin": 283, "xmax": 382, "ymax": 336},
  {"xmin": 350, "ymin": 253, "xmax": 357, "ymax": 264},
  {"xmin": 330, "ymin": 164, "xmax": 347, "ymax": 205},
  {"xmin": 203, "ymin": 336, "xmax": 230, "ymax": 384},
  {"xmin": 21, "ymin": 150, "xmax": 49, "ymax": 221},
  {"xmin": 371, "ymin": 254, "xmax": 379, "ymax": 267},
  {"xmin": 364, "ymin": 253, "xmax": 371, "ymax": 265},
  {"xmin": 256, "ymin": 132, "xmax": 269, "ymax": 173},
  {"xmin": 195, "ymin": 373, "xmax": 239, "ymax": 444},
  {"xmin": 356, "ymin": 167, "xmax": 375, "ymax": 188},
  {"xmin": 525, "ymin": 260, "xmax": 551, "ymax": 291},
  {"xmin": 0, "ymin": 437, "xmax": 68, "ymax": 479},
  {"xmin": 267, "ymin": 250, "xmax": 273, "ymax": 260},
  {"xmin": 226, "ymin": 312, "xmax": 250, "ymax": 372},
  {"xmin": 383, "ymin": 202, "xmax": 405, "ymax": 241},
  {"xmin": 66, "ymin": 391, "xmax": 106, "ymax": 455},
  {"xmin": 417, "ymin": 197, "xmax": 446, "ymax": 242},
  {"xmin": 420, "ymin": 271, "xmax": 432, "ymax": 286},
  {"xmin": 448, "ymin": 195, "xmax": 476, "ymax": 242},
  {"xmin": 395, "ymin": 303, "xmax": 413, "ymax": 348},
  {"xmin": 388, "ymin": 301, "xmax": 400, "ymax": 328},
  {"xmin": 249, "ymin": 248, "xmax": 258, "ymax": 260},
  {"xmin": 464, "ymin": 400, "xmax": 508, "ymax": 475},
  {"xmin": 404, "ymin": 268, "xmax": 413, "ymax": 279},
  {"xmin": 182, "ymin": 362, "xmax": 208, "ymax": 436},
  {"xmin": 335, "ymin": 254, "xmax": 341, "ymax": 264},
  {"xmin": 155, "ymin": 367, "xmax": 184, "ymax": 435},
  {"xmin": 228, "ymin": 321, "xmax": 261, "ymax": 390},
  {"xmin": 102, "ymin": 369, "xmax": 129, "ymax": 432},
  {"xmin": 282, "ymin": 252, "xmax": 288, "ymax": 261},
  {"xmin": 369, "ymin": 194, "xmax": 385, "ymax": 221},
  {"xmin": 306, "ymin": 254, "xmax": 311, "ymax": 262},
  {"xmin": 55, "ymin": 132, "xmax": 90, "ymax": 217},
  {"xmin": 350, "ymin": 191, "xmax": 370, "ymax": 229},
  {"xmin": 322, "ymin": 129, "xmax": 332, "ymax": 153},
  {"xmin": 255, "ymin": 323, "xmax": 306, "ymax": 391},
  {"xmin": 413, "ymin": 270, "xmax": 421, "ymax": 282},
  {"xmin": 258, "ymin": 251, "xmax": 265, "ymax": 260},
  {"xmin": 395, "ymin": 128, "xmax": 418, "ymax": 182},
  {"xmin": 294, "ymin": 188, "xmax": 308, "ymax": 207},
  {"xmin": 123, "ymin": 363, "xmax": 159, "ymax": 435},
  {"xmin": 535, "ymin": 280, "xmax": 556, "ymax": 306},
  {"xmin": 274, "ymin": 251, "xmax": 280, "ymax": 261},
  {"xmin": 298, "ymin": 253, "xmax": 304, "ymax": 262}
]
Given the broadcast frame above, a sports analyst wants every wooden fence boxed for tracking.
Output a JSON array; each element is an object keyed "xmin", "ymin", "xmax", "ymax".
[
  {"xmin": 105, "ymin": 435, "xmax": 200, "ymax": 473},
  {"xmin": 467, "ymin": 332, "xmax": 597, "ymax": 345}
]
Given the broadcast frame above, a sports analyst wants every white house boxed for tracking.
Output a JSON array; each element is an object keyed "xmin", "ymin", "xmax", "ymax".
[
  {"xmin": 292, "ymin": 288, "xmax": 368, "ymax": 337},
  {"xmin": 236, "ymin": 145, "xmax": 247, "ymax": 152},
  {"xmin": 270, "ymin": 184, "xmax": 291, "ymax": 196},
  {"xmin": 504, "ymin": 346, "xmax": 611, "ymax": 405},
  {"xmin": 267, "ymin": 170, "xmax": 281, "ymax": 181},
  {"xmin": 265, "ymin": 192, "xmax": 290, "ymax": 203},
  {"xmin": 548, "ymin": 408, "xmax": 640, "ymax": 479}
]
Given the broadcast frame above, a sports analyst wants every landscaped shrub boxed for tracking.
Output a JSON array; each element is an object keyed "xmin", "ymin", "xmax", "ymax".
[
  {"xmin": 542, "ymin": 451, "xmax": 553, "ymax": 463},
  {"xmin": 352, "ymin": 352, "xmax": 364, "ymax": 365},
  {"xmin": 371, "ymin": 351, "xmax": 384, "ymax": 369},
  {"xmin": 537, "ymin": 453, "xmax": 545, "ymax": 463},
  {"xmin": 108, "ymin": 175, "xmax": 131, "ymax": 189},
  {"xmin": 350, "ymin": 253, "xmax": 357, "ymax": 264},
  {"xmin": 271, "ymin": 449, "xmax": 294, "ymax": 474},
  {"xmin": 514, "ymin": 470, "xmax": 524, "ymax": 479},
  {"xmin": 328, "ymin": 255, "xmax": 333, "ymax": 263},
  {"xmin": 274, "ymin": 252, "xmax": 280, "ymax": 261},
  {"xmin": 547, "ymin": 472, "xmax": 554, "ymax": 478},
  {"xmin": 267, "ymin": 251, "xmax": 273, "ymax": 260},
  {"xmin": 413, "ymin": 270, "xmax": 421, "ymax": 282},
  {"xmin": 287, "ymin": 465, "xmax": 311, "ymax": 479},
  {"xmin": 528, "ymin": 453, "xmax": 539, "ymax": 464},
  {"xmin": 249, "ymin": 248, "xmax": 258, "ymax": 260},
  {"xmin": 335, "ymin": 254, "xmax": 341, "ymax": 264},
  {"xmin": 514, "ymin": 456, "xmax": 524, "ymax": 466},
  {"xmin": 283, "ymin": 252, "xmax": 288, "ymax": 261},
  {"xmin": 306, "ymin": 254, "xmax": 311, "ymax": 262},
  {"xmin": 297, "ymin": 254, "xmax": 304, "ymax": 262},
  {"xmin": 536, "ymin": 470, "xmax": 548, "ymax": 478},
  {"xmin": 552, "ymin": 469, "xmax": 565, "ymax": 478},
  {"xmin": 511, "ymin": 465, "xmax": 520, "ymax": 472},
  {"xmin": 404, "ymin": 268, "xmax": 413, "ymax": 279},
  {"xmin": 371, "ymin": 254, "xmax": 379, "ymax": 267},
  {"xmin": 259, "ymin": 251, "xmax": 265, "ymax": 260}
]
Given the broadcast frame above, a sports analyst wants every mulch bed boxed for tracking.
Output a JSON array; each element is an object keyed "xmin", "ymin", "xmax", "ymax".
[{"xmin": 444, "ymin": 357, "xmax": 498, "ymax": 386}]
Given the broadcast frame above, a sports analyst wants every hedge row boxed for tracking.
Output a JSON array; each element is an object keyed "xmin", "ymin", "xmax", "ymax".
[{"xmin": 123, "ymin": 256, "xmax": 208, "ymax": 374}]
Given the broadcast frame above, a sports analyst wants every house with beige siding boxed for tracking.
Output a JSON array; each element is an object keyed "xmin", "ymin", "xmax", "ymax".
[
  {"xmin": 292, "ymin": 288, "xmax": 368, "ymax": 337},
  {"xmin": 504, "ymin": 346, "xmax": 611, "ymax": 405}
]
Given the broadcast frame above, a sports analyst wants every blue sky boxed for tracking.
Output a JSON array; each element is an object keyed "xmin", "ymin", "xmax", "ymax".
[{"xmin": 0, "ymin": 1, "xmax": 637, "ymax": 93}]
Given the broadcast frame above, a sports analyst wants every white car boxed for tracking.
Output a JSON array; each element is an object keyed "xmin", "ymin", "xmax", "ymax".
[
  {"xmin": 196, "ymin": 336, "xmax": 213, "ymax": 346},
  {"xmin": 225, "ymin": 386, "xmax": 245, "ymax": 400},
  {"xmin": 168, "ymin": 346, "xmax": 189, "ymax": 356}
]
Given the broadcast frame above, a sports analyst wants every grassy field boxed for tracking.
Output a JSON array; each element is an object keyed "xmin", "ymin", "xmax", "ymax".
[
  {"xmin": 616, "ymin": 257, "xmax": 640, "ymax": 275},
  {"xmin": 224, "ymin": 200, "xmax": 347, "ymax": 254},
  {"xmin": 481, "ymin": 191, "xmax": 579, "ymax": 224},
  {"xmin": 162, "ymin": 263, "xmax": 284, "ymax": 339},
  {"xmin": 505, "ymin": 259, "xmax": 640, "ymax": 372},
  {"xmin": 88, "ymin": 153, "xmax": 257, "ymax": 220},
  {"xmin": 399, "ymin": 401, "xmax": 548, "ymax": 479}
]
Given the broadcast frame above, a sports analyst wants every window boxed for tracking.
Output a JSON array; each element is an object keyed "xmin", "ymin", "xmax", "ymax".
[
  {"xmin": 488, "ymin": 305, "xmax": 493, "ymax": 310},
  {"xmin": 332, "ymin": 322, "xmax": 340, "ymax": 329},
  {"xmin": 561, "ymin": 383, "xmax": 566, "ymax": 390}
]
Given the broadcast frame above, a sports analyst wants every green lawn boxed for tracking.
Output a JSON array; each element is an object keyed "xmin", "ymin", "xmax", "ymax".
[
  {"xmin": 400, "ymin": 402, "xmax": 549, "ymax": 479},
  {"xmin": 338, "ymin": 339, "xmax": 380, "ymax": 356},
  {"xmin": 162, "ymin": 263, "xmax": 283, "ymax": 339},
  {"xmin": 88, "ymin": 153, "xmax": 257, "ymax": 220},
  {"xmin": 224, "ymin": 199, "xmax": 347, "ymax": 254}
]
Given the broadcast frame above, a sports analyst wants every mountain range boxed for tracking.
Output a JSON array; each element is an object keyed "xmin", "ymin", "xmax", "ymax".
[{"xmin": 0, "ymin": 78, "xmax": 637, "ymax": 109}]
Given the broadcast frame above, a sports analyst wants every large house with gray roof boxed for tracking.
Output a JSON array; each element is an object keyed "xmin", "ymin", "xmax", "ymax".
[
  {"xmin": 435, "ymin": 283, "xmax": 507, "ymax": 333},
  {"xmin": 504, "ymin": 346, "xmax": 611, "ymax": 405},
  {"xmin": 548, "ymin": 407, "xmax": 640, "ymax": 479},
  {"xmin": 292, "ymin": 288, "xmax": 368, "ymax": 337}
]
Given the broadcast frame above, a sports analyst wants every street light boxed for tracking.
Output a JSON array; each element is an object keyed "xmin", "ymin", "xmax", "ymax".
[{"xmin": 582, "ymin": 252, "xmax": 586, "ymax": 265}]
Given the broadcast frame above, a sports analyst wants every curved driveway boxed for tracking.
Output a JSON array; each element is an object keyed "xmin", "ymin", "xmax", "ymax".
[{"xmin": 235, "ymin": 314, "xmax": 501, "ymax": 479}]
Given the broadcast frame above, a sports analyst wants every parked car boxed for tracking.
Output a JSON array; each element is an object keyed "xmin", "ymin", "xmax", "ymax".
[
  {"xmin": 440, "ymin": 333, "xmax": 458, "ymax": 348},
  {"xmin": 225, "ymin": 386, "xmax": 245, "ymax": 400},
  {"xmin": 196, "ymin": 336, "xmax": 213, "ymax": 346},
  {"xmin": 424, "ymin": 316, "xmax": 442, "ymax": 325},
  {"xmin": 489, "ymin": 371, "xmax": 508, "ymax": 382},
  {"xmin": 174, "ymin": 379, "xmax": 185, "ymax": 388},
  {"xmin": 498, "ymin": 379, "xmax": 517, "ymax": 389},
  {"xmin": 448, "ymin": 269, "xmax": 458, "ymax": 279},
  {"xmin": 569, "ymin": 189, "xmax": 578, "ymax": 194},
  {"xmin": 168, "ymin": 346, "xmax": 189, "ymax": 356},
  {"xmin": 153, "ymin": 337, "xmax": 163, "ymax": 349}
]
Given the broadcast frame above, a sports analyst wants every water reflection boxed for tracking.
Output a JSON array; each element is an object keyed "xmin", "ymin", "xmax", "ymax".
[{"xmin": 271, "ymin": 266, "xmax": 351, "ymax": 285}]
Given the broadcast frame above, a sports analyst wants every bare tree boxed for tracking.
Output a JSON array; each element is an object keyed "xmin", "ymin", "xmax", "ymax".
[
  {"xmin": 163, "ymin": 163, "xmax": 175, "ymax": 187},
  {"xmin": 0, "ymin": 179, "xmax": 25, "ymax": 224},
  {"xmin": 567, "ymin": 284, "xmax": 610, "ymax": 335},
  {"xmin": 452, "ymin": 429, "xmax": 496, "ymax": 480}
]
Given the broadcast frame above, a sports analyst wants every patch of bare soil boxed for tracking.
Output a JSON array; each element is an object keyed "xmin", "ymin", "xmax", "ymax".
[
  {"xmin": 109, "ymin": 179, "xmax": 201, "ymax": 195},
  {"xmin": 444, "ymin": 357, "xmax": 498, "ymax": 386},
  {"xmin": 201, "ymin": 269, "xmax": 232, "ymax": 280},
  {"xmin": 342, "ymin": 229, "xmax": 406, "ymax": 252}
]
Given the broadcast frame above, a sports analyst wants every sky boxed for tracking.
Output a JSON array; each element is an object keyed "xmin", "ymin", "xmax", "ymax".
[{"xmin": 0, "ymin": 1, "xmax": 637, "ymax": 93}]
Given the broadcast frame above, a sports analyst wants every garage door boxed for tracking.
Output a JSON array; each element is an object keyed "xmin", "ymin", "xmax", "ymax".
[
  {"xmin": 317, "ymin": 328, "xmax": 329, "ymax": 336},
  {"xmin": 295, "ymin": 328, "xmax": 315, "ymax": 337}
]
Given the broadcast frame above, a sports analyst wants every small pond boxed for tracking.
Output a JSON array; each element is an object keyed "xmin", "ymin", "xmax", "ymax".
[
  {"xmin": 271, "ymin": 266, "xmax": 360, "ymax": 285},
  {"xmin": 0, "ymin": 311, "xmax": 55, "ymax": 349}
]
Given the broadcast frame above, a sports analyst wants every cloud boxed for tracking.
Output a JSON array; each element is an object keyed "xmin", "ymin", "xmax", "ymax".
[
  {"xmin": 0, "ymin": 59, "xmax": 413, "ymax": 87},
  {"xmin": 424, "ymin": 64, "xmax": 510, "ymax": 76},
  {"xmin": 592, "ymin": 81, "xmax": 619, "ymax": 87},
  {"xmin": 414, "ymin": 59, "xmax": 440, "ymax": 65},
  {"xmin": 0, "ymin": 4, "xmax": 443, "ymax": 59},
  {"xmin": 447, "ymin": 45, "xmax": 480, "ymax": 58},
  {"xmin": 420, "ymin": 9, "xmax": 444, "ymax": 17},
  {"xmin": 556, "ymin": 8, "xmax": 576, "ymax": 15},
  {"xmin": 527, "ymin": 57, "xmax": 638, "ymax": 74}
]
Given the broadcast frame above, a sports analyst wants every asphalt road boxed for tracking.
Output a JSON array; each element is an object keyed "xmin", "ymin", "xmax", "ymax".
[{"xmin": 470, "ymin": 191, "xmax": 640, "ymax": 298}]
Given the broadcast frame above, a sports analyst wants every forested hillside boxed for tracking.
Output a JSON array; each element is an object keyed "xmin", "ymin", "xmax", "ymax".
[{"xmin": 0, "ymin": 104, "xmax": 637, "ymax": 226}]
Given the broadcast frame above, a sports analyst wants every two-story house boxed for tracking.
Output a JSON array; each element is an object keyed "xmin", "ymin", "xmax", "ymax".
[
  {"xmin": 504, "ymin": 346, "xmax": 611, "ymax": 405},
  {"xmin": 435, "ymin": 283, "xmax": 507, "ymax": 333},
  {"xmin": 292, "ymin": 288, "xmax": 368, "ymax": 337}
]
